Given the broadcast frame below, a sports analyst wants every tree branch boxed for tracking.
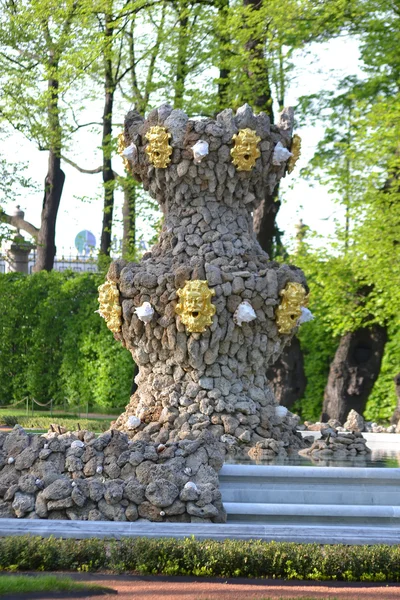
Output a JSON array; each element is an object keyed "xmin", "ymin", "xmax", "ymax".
[
  {"xmin": 1, "ymin": 211, "xmax": 40, "ymax": 239},
  {"xmin": 62, "ymin": 155, "xmax": 103, "ymax": 174}
]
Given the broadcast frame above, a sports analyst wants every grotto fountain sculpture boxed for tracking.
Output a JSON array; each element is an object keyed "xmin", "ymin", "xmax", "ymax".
[
  {"xmin": 104, "ymin": 103, "xmax": 307, "ymax": 459},
  {"xmin": 0, "ymin": 104, "xmax": 309, "ymax": 524}
]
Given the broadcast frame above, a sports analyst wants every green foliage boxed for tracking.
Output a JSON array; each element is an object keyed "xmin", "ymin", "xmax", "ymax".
[
  {"xmin": 0, "ymin": 271, "xmax": 133, "ymax": 408},
  {"xmin": 1, "ymin": 536, "xmax": 400, "ymax": 583},
  {"xmin": 365, "ymin": 326, "xmax": 400, "ymax": 422}
]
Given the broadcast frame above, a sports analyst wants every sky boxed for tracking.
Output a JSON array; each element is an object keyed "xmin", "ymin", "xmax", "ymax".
[{"xmin": 2, "ymin": 35, "xmax": 362, "ymax": 257}]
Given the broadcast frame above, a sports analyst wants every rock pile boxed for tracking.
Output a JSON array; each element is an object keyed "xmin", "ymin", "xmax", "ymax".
[
  {"xmin": 301, "ymin": 410, "xmax": 398, "ymax": 434},
  {"xmin": 0, "ymin": 426, "xmax": 226, "ymax": 522},
  {"xmin": 299, "ymin": 427, "xmax": 371, "ymax": 461},
  {"xmin": 108, "ymin": 104, "xmax": 306, "ymax": 458}
]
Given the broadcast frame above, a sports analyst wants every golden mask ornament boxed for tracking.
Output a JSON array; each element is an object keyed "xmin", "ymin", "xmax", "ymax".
[
  {"xmin": 97, "ymin": 280, "xmax": 122, "ymax": 333},
  {"xmin": 276, "ymin": 282, "xmax": 309, "ymax": 335},
  {"xmin": 175, "ymin": 280, "xmax": 216, "ymax": 333},
  {"xmin": 287, "ymin": 134, "xmax": 301, "ymax": 174},
  {"xmin": 231, "ymin": 128, "xmax": 261, "ymax": 171},
  {"xmin": 117, "ymin": 132, "xmax": 129, "ymax": 171},
  {"xmin": 145, "ymin": 126, "xmax": 172, "ymax": 168}
]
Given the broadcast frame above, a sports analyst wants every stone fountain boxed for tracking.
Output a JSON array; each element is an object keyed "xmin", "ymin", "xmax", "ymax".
[
  {"xmin": 0, "ymin": 104, "xmax": 309, "ymax": 524},
  {"xmin": 105, "ymin": 103, "xmax": 307, "ymax": 460}
]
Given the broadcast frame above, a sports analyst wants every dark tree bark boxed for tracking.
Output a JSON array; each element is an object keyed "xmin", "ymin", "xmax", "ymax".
[
  {"xmin": 34, "ymin": 151, "xmax": 65, "ymax": 271},
  {"xmin": 122, "ymin": 177, "xmax": 136, "ymax": 258},
  {"xmin": 216, "ymin": 0, "xmax": 230, "ymax": 111},
  {"xmin": 390, "ymin": 373, "xmax": 400, "ymax": 425},
  {"xmin": 174, "ymin": 0, "xmax": 189, "ymax": 109},
  {"xmin": 267, "ymin": 336, "xmax": 306, "ymax": 408},
  {"xmin": 321, "ymin": 325, "xmax": 387, "ymax": 424},
  {"xmin": 100, "ymin": 13, "xmax": 116, "ymax": 256},
  {"xmin": 34, "ymin": 62, "xmax": 65, "ymax": 272}
]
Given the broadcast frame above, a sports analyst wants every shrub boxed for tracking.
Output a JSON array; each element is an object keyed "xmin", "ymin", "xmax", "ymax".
[
  {"xmin": 0, "ymin": 536, "xmax": 400, "ymax": 582},
  {"xmin": 0, "ymin": 271, "xmax": 133, "ymax": 409}
]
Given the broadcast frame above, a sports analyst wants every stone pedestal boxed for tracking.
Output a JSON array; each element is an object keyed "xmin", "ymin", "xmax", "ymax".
[
  {"xmin": 6, "ymin": 239, "xmax": 33, "ymax": 274},
  {"xmin": 106, "ymin": 104, "xmax": 306, "ymax": 459}
]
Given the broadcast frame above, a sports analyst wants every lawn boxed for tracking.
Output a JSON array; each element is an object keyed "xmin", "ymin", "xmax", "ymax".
[{"xmin": 0, "ymin": 574, "xmax": 113, "ymax": 596}]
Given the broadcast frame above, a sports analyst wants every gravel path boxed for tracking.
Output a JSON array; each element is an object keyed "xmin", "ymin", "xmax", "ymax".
[{"xmin": 65, "ymin": 574, "xmax": 400, "ymax": 600}]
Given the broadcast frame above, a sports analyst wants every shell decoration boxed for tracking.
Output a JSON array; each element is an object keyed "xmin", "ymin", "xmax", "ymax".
[
  {"xmin": 234, "ymin": 300, "xmax": 257, "ymax": 326},
  {"xmin": 97, "ymin": 280, "xmax": 122, "ymax": 333},
  {"xmin": 134, "ymin": 301, "xmax": 154, "ymax": 324},
  {"xmin": 287, "ymin": 134, "xmax": 301, "ymax": 174},
  {"xmin": 127, "ymin": 415, "xmax": 141, "ymax": 430},
  {"xmin": 175, "ymin": 280, "xmax": 216, "ymax": 333},
  {"xmin": 298, "ymin": 306, "xmax": 314, "ymax": 325},
  {"xmin": 145, "ymin": 125, "xmax": 172, "ymax": 168},
  {"xmin": 275, "ymin": 405, "xmax": 288, "ymax": 418},
  {"xmin": 275, "ymin": 282, "xmax": 309, "ymax": 335},
  {"xmin": 191, "ymin": 140, "xmax": 209, "ymax": 164},
  {"xmin": 231, "ymin": 128, "xmax": 261, "ymax": 171},
  {"xmin": 272, "ymin": 141, "xmax": 293, "ymax": 166}
]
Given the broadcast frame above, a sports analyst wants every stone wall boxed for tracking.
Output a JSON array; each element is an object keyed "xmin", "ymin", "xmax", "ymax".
[{"xmin": 0, "ymin": 426, "xmax": 226, "ymax": 522}]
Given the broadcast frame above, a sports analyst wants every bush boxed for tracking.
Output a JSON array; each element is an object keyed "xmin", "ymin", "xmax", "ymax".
[
  {"xmin": 1, "ymin": 536, "xmax": 400, "ymax": 582},
  {"xmin": 0, "ymin": 271, "xmax": 133, "ymax": 409}
]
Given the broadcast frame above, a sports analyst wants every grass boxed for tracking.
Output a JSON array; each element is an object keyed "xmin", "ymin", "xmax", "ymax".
[
  {"xmin": 0, "ymin": 574, "xmax": 113, "ymax": 596},
  {"xmin": 0, "ymin": 416, "xmax": 113, "ymax": 432}
]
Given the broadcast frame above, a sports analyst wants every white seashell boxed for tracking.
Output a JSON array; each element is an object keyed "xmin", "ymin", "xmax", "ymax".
[
  {"xmin": 191, "ymin": 140, "xmax": 209, "ymax": 164},
  {"xmin": 159, "ymin": 511, "xmax": 166, "ymax": 516},
  {"xmin": 184, "ymin": 481, "xmax": 198, "ymax": 491},
  {"xmin": 134, "ymin": 302, "xmax": 154, "ymax": 324},
  {"xmin": 72, "ymin": 481, "xmax": 77, "ymax": 487},
  {"xmin": 272, "ymin": 142, "xmax": 293, "ymax": 166},
  {"xmin": 184, "ymin": 467, "xmax": 192, "ymax": 476},
  {"xmin": 122, "ymin": 143, "xmax": 138, "ymax": 163},
  {"xmin": 127, "ymin": 415, "xmax": 141, "ymax": 430},
  {"xmin": 298, "ymin": 307, "xmax": 314, "ymax": 325},
  {"xmin": 275, "ymin": 406, "xmax": 288, "ymax": 418},
  {"xmin": 96, "ymin": 466, "xmax": 103, "ymax": 474},
  {"xmin": 7, "ymin": 457, "xmax": 14, "ymax": 464},
  {"xmin": 71, "ymin": 440, "xmax": 85, "ymax": 449},
  {"xmin": 234, "ymin": 301, "xmax": 257, "ymax": 326}
]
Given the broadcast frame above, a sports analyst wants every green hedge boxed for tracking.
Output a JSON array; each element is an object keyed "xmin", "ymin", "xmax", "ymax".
[
  {"xmin": 0, "ymin": 271, "xmax": 133, "ymax": 409},
  {"xmin": 0, "ymin": 536, "xmax": 399, "ymax": 582}
]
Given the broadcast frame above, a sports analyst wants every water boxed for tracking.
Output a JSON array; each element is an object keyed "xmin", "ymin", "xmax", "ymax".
[{"xmin": 225, "ymin": 447, "xmax": 400, "ymax": 468}]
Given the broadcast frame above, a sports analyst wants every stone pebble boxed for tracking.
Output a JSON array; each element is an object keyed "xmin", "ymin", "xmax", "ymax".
[{"xmin": 0, "ymin": 426, "xmax": 226, "ymax": 523}]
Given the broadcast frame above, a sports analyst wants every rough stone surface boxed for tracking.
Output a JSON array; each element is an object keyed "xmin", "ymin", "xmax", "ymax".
[
  {"xmin": 299, "ymin": 427, "xmax": 371, "ymax": 462},
  {"xmin": 113, "ymin": 105, "xmax": 306, "ymax": 460},
  {"xmin": 0, "ymin": 426, "xmax": 225, "ymax": 523},
  {"xmin": 344, "ymin": 409, "xmax": 365, "ymax": 433}
]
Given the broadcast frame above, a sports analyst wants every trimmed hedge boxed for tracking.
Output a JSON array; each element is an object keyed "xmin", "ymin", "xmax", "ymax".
[
  {"xmin": 0, "ymin": 271, "xmax": 133, "ymax": 408},
  {"xmin": 1, "ymin": 536, "xmax": 400, "ymax": 582}
]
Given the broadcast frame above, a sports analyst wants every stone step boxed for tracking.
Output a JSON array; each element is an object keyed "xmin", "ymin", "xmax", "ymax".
[
  {"xmin": 224, "ymin": 502, "xmax": 400, "ymax": 525},
  {"xmin": 219, "ymin": 464, "xmax": 400, "ymax": 526},
  {"xmin": 1, "ymin": 518, "xmax": 400, "ymax": 545}
]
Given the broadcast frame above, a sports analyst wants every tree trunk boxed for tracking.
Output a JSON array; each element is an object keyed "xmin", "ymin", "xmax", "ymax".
[
  {"xmin": 267, "ymin": 336, "xmax": 306, "ymax": 408},
  {"xmin": 174, "ymin": 0, "xmax": 189, "ymax": 108},
  {"xmin": 100, "ymin": 13, "xmax": 116, "ymax": 256},
  {"xmin": 122, "ymin": 176, "xmax": 136, "ymax": 258},
  {"xmin": 34, "ymin": 151, "xmax": 65, "ymax": 271},
  {"xmin": 33, "ymin": 64, "xmax": 64, "ymax": 272},
  {"xmin": 216, "ymin": 0, "xmax": 230, "ymax": 111},
  {"xmin": 321, "ymin": 325, "xmax": 387, "ymax": 424},
  {"xmin": 390, "ymin": 372, "xmax": 400, "ymax": 425}
]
